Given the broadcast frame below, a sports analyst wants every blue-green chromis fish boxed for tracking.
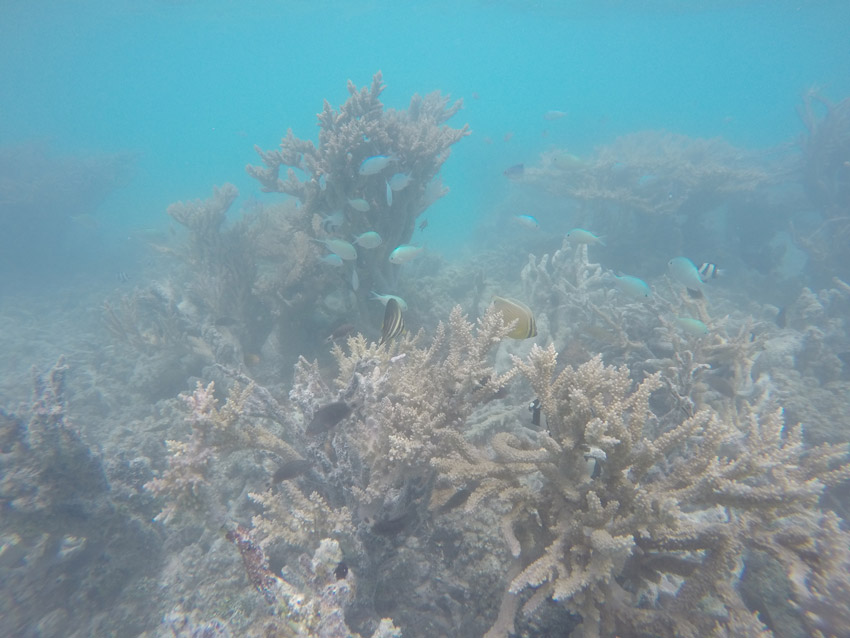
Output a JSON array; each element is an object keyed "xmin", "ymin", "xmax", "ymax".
[
  {"xmin": 348, "ymin": 198, "xmax": 370, "ymax": 212},
  {"xmin": 514, "ymin": 215, "xmax": 540, "ymax": 230},
  {"xmin": 389, "ymin": 244, "xmax": 424, "ymax": 264},
  {"xmin": 613, "ymin": 274, "xmax": 651, "ymax": 299},
  {"xmin": 566, "ymin": 228, "xmax": 605, "ymax": 246},
  {"xmin": 313, "ymin": 238, "xmax": 357, "ymax": 261},
  {"xmin": 353, "ymin": 231, "xmax": 383, "ymax": 248},
  {"xmin": 319, "ymin": 254, "xmax": 344, "ymax": 267},
  {"xmin": 675, "ymin": 317, "xmax": 708, "ymax": 336},
  {"xmin": 359, "ymin": 155, "xmax": 395, "ymax": 175},
  {"xmin": 668, "ymin": 257, "xmax": 704, "ymax": 291},
  {"xmin": 388, "ymin": 173, "xmax": 412, "ymax": 191}
]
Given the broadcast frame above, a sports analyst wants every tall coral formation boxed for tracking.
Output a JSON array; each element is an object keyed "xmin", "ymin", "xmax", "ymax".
[{"xmin": 247, "ymin": 71, "xmax": 468, "ymax": 292}]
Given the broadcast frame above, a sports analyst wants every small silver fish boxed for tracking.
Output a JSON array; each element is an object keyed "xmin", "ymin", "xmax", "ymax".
[
  {"xmin": 513, "ymin": 214, "xmax": 539, "ymax": 229},
  {"xmin": 613, "ymin": 274, "xmax": 651, "ymax": 299},
  {"xmin": 359, "ymin": 155, "xmax": 395, "ymax": 175},
  {"xmin": 675, "ymin": 317, "xmax": 709, "ymax": 336},
  {"xmin": 388, "ymin": 173, "xmax": 412, "ymax": 191},
  {"xmin": 566, "ymin": 228, "xmax": 605, "ymax": 246},
  {"xmin": 314, "ymin": 238, "xmax": 357, "ymax": 261},
  {"xmin": 389, "ymin": 244, "xmax": 424, "ymax": 265},
  {"xmin": 351, "ymin": 268, "xmax": 359, "ymax": 291},
  {"xmin": 668, "ymin": 257, "xmax": 704, "ymax": 291},
  {"xmin": 319, "ymin": 254, "xmax": 344, "ymax": 267},
  {"xmin": 348, "ymin": 198, "xmax": 370, "ymax": 212},
  {"xmin": 353, "ymin": 231, "xmax": 383, "ymax": 249},
  {"xmin": 386, "ymin": 180, "xmax": 393, "ymax": 207}
]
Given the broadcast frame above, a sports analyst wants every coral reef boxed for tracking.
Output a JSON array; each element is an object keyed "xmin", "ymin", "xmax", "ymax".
[
  {"xmin": 146, "ymin": 287, "xmax": 850, "ymax": 638},
  {"xmin": 247, "ymin": 71, "xmax": 468, "ymax": 295},
  {"xmin": 436, "ymin": 346, "xmax": 849, "ymax": 638},
  {"xmin": 523, "ymin": 131, "xmax": 771, "ymax": 218},
  {"xmin": 146, "ymin": 306, "xmax": 518, "ymax": 636},
  {"xmin": 0, "ymin": 358, "xmax": 161, "ymax": 638},
  {"xmin": 792, "ymin": 91, "xmax": 850, "ymax": 280}
]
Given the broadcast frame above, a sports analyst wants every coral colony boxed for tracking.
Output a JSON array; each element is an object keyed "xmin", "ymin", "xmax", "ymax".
[{"xmin": 6, "ymin": 75, "xmax": 850, "ymax": 638}]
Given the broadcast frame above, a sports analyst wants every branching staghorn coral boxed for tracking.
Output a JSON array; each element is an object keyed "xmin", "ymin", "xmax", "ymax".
[
  {"xmin": 434, "ymin": 345, "xmax": 850, "ymax": 638},
  {"xmin": 520, "ymin": 239, "xmax": 655, "ymax": 358},
  {"xmin": 149, "ymin": 305, "xmax": 518, "ymax": 635},
  {"xmin": 167, "ymin": 183, "xmax": 259, "ymax": 322},
  {"xmin": 524, "ymin": 132, "xmax": 771, "ymax": 218},
  {"xmin": 247, "ymin": 71, "xmax": 468, "ymax": 292}
]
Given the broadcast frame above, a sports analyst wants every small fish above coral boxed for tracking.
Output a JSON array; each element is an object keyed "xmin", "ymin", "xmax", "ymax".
[
  {"xmin": 513, "ymin": 214, "xmax": 539, "ymax": 229},
  {"xmin": 668, "ymin": 257, "xmax": 705, "ymax": 293},
  {"xmin": 492, "ymin": 296, "xmax": 537, "ymax": 339},
  {"xmin": 388, "ymin": 172, "xmax": 412, "ymax": 191},
  {"xmin": 611, "ymin": 274, "xmax": 651, "ymax": 299},
  {"xmin": 319, "ymin": 253, "xmax": 344, "ymax": 267},
  {"xmin": 348, "ymin": 198, "xmax": 370, "ymax": 212},
  {"xmin": 306, "ymin": 401, "xmax": 352, "ymax": 435},
  {"xmin": 313, "ymin": 238, "xmax": 357, "ymax": 261},
  {"xmin": 359, "ymin": 154, "xmax": 396, "ymax": 175},
  {"xmin": 698, "ymin": 262, "xmax": 724, "ymax": 281},
  {"xmin": 271, "ymin": 458, "xmax": 312, "ymax": 483},
  {"xmin": 389, "ymin": 244, "xmax": 424, "ymax": 264},
  {"xmin": 379, "ymin": 297, "xmax": 405, "ymax": 345},
  {"xmin": 353, "ymin": 231, "xmax": 383, "ymax": 248},
  {"xmin": 675, "ymin": 317, "xmax": 709, "ymax": 336},
  {"xmin": 566, "ymin": 228, "xmax": 605, "ymax": 246}
]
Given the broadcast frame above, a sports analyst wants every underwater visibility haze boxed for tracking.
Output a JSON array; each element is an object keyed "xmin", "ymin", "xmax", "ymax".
[{"xmin": 2, "ymin": 1, "xmax": 850, "ymax": 637}]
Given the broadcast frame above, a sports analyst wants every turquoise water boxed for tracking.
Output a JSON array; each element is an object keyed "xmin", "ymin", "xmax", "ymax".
[
  {"xmin": 3, "ymin": 0, "xmax": 847, "ymax": 260},
  {"xmin": 3, "ymin": 3, "xmax": 850, "ymax": 637}
]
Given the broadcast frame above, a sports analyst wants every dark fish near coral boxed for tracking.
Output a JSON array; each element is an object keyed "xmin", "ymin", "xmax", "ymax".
[
  {"xmin": 437, "ymin": 485, "xmax": 475, "ymax": 514},
  {"xmin": 271, "ymin": 458, "xmax": 312, "ymax": 483},
  {"xmin": 492, "ymin": 296, "xmax": 537, "ymax": 339},
  {"xmin": 371, "ymin": 512, "xmax": 414, "ymax": 536},
  {"xmin": 379, "ymin": 298, "xmax": 405, "ymax": 345},
  {"xmin": 503, "ymin": 163, "xmax": 524, "ymax": 178},
  {"xmin": 325, "ymin": 322, "xmax": 356, "ymax": 343},
  {"xmin": 306, "ymin": 401, "xmax": 352, "ymax": 435},
  {"xmin": 419, "ymin": 218, "xmax": 429, "ymax": 231},
  {"xmin": 334, "ymin": 561, "xmax": 348, "ymax": 580},
  {"xmin": 529, "ymin": 398, "xmax": 542, "ymax": 426}
]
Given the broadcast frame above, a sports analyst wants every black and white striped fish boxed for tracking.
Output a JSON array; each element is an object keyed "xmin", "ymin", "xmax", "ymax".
[
  {"xmin": 379, "ymin": 298, "xmax": 405, "ymax": 345},
  {"xmin": 698, "ymin": 262, "xmax": 723, "ymax": 281}
]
